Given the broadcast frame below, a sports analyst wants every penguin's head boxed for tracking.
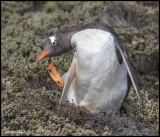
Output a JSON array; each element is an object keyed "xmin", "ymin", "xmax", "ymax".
[{"xmin": 37, "ymin": 32, "xmax": 73, "ymax": 61}]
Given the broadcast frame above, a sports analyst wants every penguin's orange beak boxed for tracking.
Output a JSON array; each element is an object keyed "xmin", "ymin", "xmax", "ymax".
[{"xmin": 37, "ymin": 49, "xmax": 51, "ymax": 61}]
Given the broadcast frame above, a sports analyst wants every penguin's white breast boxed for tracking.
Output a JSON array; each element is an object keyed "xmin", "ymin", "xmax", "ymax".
[
  {"xmin": 71, "ymin": 29, "xmax": 117, "ymax": 74},
  {"xmin": 69, "ymin": 29, "xmax": 127, "ymax": 108}
]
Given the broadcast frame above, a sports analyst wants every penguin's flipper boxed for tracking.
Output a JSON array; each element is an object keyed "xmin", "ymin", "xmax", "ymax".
[
  {"xmin": 62, "ymin": 71, "xmax": 68, "ymax": 82},
  {"xmin": 115, "ymin": 42, "xmax": 144, "ymax": 106},
  {"xmin": 59, "ymin": 54, "xmax": 77, "ymax": 106}
]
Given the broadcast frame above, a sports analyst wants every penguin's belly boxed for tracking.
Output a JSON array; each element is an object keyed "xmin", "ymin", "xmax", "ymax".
[{"xmin": 68, "ymin": 29, "xmax": 128, "ymax": 112}]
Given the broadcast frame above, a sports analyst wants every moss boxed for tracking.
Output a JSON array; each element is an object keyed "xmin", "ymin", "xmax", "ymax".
[
  {"xmin": 152, "ymin": 88, "xmax": 159, "ymax": 97},
  {"xmin": 1, "ymin": 88, "xmax": 98, "ymax": 136},
  {"xmin": 123, "ymin": 88, "xmax": 159, "ymax": 132},
  {"xmin": 44, "ymin": 1, "xmax": 79, "ymax": 13},
  {"xmin": 102, "ymin": 126, "xmax": 112, "ymax": 136},
  {"xmin": 44, "ymin": 2, "xmax": 62, "ymax": 13}
]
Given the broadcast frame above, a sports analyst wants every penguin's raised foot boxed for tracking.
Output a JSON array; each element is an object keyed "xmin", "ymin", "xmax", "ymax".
[{"xmin": 48, "ymin": 58, "xmax": 64, "ymax": 88}]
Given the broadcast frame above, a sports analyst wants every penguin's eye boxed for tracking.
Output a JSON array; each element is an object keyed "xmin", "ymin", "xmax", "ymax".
[{"xmin": 52, "ymin": 41, "xmax": 56, "ymax": 46}]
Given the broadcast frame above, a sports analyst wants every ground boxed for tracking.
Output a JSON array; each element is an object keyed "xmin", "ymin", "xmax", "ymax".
[{"xmin": 1, "ymin": 1, "xmax": 159, "ymax": 136}]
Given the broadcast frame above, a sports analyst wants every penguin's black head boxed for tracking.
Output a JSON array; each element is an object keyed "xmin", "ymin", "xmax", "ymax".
[{"xmin": 37, "ymin": 32, "xmax": 73, "ymax": 61}]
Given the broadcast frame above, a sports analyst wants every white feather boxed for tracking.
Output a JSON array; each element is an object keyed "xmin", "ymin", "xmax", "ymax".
[
  {"xmin": 49, "ymin": 36, "xmax": 56, "ymax": 43},
  {"xmin": 65, "ymin": 29, "xmax": 129, "ymax": 112}
]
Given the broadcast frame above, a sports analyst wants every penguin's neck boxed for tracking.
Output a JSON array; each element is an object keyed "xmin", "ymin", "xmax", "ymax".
[{"xmin": 56, "ymin": 29, "xmax": 79, "ymax": 51}]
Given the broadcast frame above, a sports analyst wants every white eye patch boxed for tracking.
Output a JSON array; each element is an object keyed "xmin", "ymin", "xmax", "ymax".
[{"xmin": 49, "ymin": 36, "xmax": 56, "ymax": 43}]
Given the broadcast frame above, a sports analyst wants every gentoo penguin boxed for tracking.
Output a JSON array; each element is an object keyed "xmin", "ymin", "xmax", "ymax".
[{"xmin": 37, "ymin": 22, "xmax": 143, "ymax": 113}]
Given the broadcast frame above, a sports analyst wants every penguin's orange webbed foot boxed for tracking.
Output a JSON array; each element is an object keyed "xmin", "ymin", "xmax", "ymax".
[{"xmin": 48, "ymin": 58, "xmax": 64, "ymax": 88}]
